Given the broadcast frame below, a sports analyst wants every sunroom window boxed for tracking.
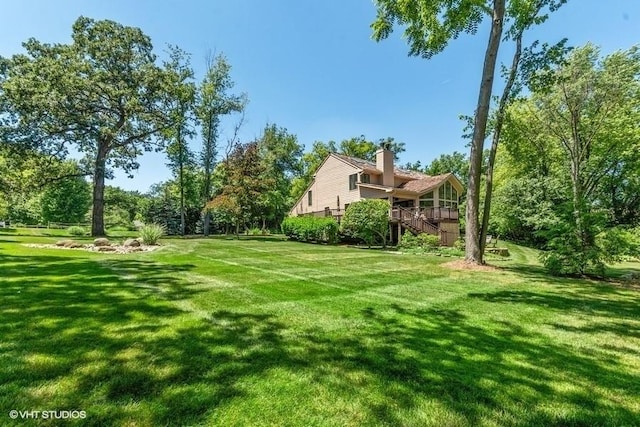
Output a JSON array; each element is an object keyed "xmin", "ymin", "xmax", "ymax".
[
  {"xmin": 438, "ymin": 182, "xmax": 458, "ymax": 208},
  {"xmin": 419, "ymin": 191, "xmax": 434, "ymax": 208}
]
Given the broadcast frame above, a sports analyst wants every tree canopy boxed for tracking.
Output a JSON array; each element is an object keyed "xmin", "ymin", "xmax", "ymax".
[{"xmin": 0, "ymin": 16, "xmax": 190, "ymax": 235}]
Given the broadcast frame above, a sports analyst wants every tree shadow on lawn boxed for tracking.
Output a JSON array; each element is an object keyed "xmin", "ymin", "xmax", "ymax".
[
  {"xmin": 2, "ymin": 252, "xmax": 639, "ymax": 425},
  {"xmin": 468, "ymin": 288, "xmax": 640, "ymax": 321},
  {"xmin": 311, "ymin": 304, "xmax": 640, "ymax": 426}
]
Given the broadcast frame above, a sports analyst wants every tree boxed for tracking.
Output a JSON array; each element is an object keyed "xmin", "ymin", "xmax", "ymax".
[
  {"xmin": 339, "ymin": 135, "xmax": 405, "ymax": 161},
  {"xmin": 204, "ymin": 194, "xmax": 240, "ymax": 234},
  {"xmin": 372, "ymin": 0, "xmax": 565, "ymax": 264},
  {"xmin": 257, "ymin": 123, "xmax": 303, "ymax": 229},
  {"xmin": 424, "ymin": 151, "xmax": 470, "ymax": 185},
  {"xmin": 103, "ymin": 186, "xmax": 147, "ymax": 229},
  {"xmin": 341, "ymin": 199, "xmax": 391, "ymax": 248},
  {"xmin": 0, "ymin": 17, "xmax": 187, "ymax": 236},
  {"xmin": 503, "ymin": 44, "xmax": 640, "ymax": 274},
  {"xmin": 220, "ymin": 141, "xmax": 273, "ymax": 235},
  {"xmin": 196, "ymin": 52, "xmax": 247, "ymax": 236},
  {"xmin": 372, "ymin": 0, "xmax": 507, "ymax": 263},
  {"xmin": 40, "ymin": 162, "xmax": 91, "ymax": 223},
  {"xmin": 163, "ymin": 46, "xmax": 196, "ymax": 236},
  {"xmin": 479, "ymin": 1, "xmax": 568, "ymax": 255}
]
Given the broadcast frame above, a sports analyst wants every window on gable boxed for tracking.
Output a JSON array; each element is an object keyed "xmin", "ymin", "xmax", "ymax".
[
  {"xmin": 419, "ymin": 191, "xmax": 434, "ymax": 208},
  {"xmin": 308, "ymin": 190, "xmax": 312, "ymax": 206},
  {"xmin": 361, "ymin": 173, "xmax": 370, "ymax": 184},
  {"xmin": 438, "ymin": 182, "xmax": 459, "ymax": 208},
  {"xmin": 349, "ymin": 173, "xmax": 357, "ymax": 190}
]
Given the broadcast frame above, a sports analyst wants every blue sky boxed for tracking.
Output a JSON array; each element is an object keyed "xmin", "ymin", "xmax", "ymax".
[{"xmin": 2, "ymin": 1, "xmax": 639, "ymax": 192}]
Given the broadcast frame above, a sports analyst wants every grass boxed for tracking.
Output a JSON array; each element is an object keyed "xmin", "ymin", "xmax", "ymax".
[{"xmin": 1, "ymin": 228, "xmax": 639, "ymax": 426}]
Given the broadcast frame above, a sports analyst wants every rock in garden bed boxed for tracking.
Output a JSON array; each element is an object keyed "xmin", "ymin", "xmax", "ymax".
[{"xmin": 25, "ymin": 240, "xmax": 159, "ymax": 254}]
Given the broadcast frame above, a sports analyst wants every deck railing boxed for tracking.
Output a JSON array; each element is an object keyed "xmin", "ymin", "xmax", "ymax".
[{"xmin": 390, "ymin": 207, "xmax": 440, "ymax": 236}]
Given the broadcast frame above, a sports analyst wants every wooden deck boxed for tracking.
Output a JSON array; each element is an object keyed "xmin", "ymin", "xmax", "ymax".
[{"xmin": 299, "ymin": 206, "xmax": 459, "ymax": 245}]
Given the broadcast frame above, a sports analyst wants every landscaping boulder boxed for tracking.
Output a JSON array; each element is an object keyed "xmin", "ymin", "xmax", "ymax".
[
  {"xmin": 97, "ymin": 246, "xmax": 116, "ymax": 252},
  {"xmin": 123, "ymin": 238, "xmax": 141, "ymax": 247},
  {"xmin": 56, "ymin": 239, "xmax": 74, "ymax": 247},
  {"xmin": 68, "ymin": 242, "xmax": 85, "ymax": 249},
  {"xmin": 93, "ymin": 238, "xmax": 110, "ymax": 247}
]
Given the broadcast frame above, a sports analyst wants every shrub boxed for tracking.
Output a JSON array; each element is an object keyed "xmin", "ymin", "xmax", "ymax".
[
  {"xmin": 248, "ymin": 227, "xmax": 262, "ymax": 236},
  {"xmin": 453, "ymin": 238, "xmax": 465, "ymax": 251},
  {"xmin": 281, "ymin": 216, "xmax": 338, "ymax": 243},
  {"xmin": 139, "ymin": 223, "xmax": 166, "ymax": 245},
  {"xmin": 399, "ymin": 232, "xmax": 443, "ymax": 253},
  {"xmin": 67, "ymin": 226, "xmax": 86, "ymax": 236},
  {"xmin": 417, "ymin": 233, "xmax": 441, "ymax": 250},
  {"xmin": 340, "ymin": 199, "xmax": 390, "ymax": 247},
  {"xmin": 398, "ymin": 231, "xmax": 418, "ymax": 249}
]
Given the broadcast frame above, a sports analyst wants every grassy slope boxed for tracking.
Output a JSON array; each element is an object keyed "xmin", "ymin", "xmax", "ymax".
[{"xmin": 1, "ymin": 230, "xmax": 639, "ymax": 426}]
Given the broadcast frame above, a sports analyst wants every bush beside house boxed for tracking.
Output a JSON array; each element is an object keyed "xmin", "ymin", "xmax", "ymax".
[
  {"xmin": 281, "ymin": 216, "xmax": 338, "ymax": 243},
  {"xmin": 340, "ymin": 199, "xmax": 390, "ymax": 248}
]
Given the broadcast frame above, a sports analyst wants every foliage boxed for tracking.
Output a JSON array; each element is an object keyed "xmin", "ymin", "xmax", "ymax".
[
  {"xmin": 490, "ymin": 176, "xmax": 567, "ymax": 247},
  {"xmin": 257, "ymin": 124, "xmax": 304, "ymax": 230},
  {"xmin": 424, "ymin": 151, "xmax": 469, "ymax": 185},
  {"xmin": 104, "ymin": 186, "xmax": 147, "ymax": 230},
  {"xmin": 596, "ymin": 227, "xmax": 640, "ymax": 264},
  {"xmin": 163, "ymin": 46, "xmax": 197, "ymax": 236},
  {"xmin": 40, "ymin": 173, "xmax": 91, "ymax": 224},
  {"xmin": 205, "ymin": 194, "xmax": 240, "ymax": 234},
  {"xmin": 220, "ymin": 141, "xmax": 274, "ymax": 233},
  {"xmin": 0, "ymin": 17, "xmax": 192, "ymax": 236},
  {"xmin": 281, "ymin": 216, "xmax": 338, "ymax": 244},
  {"xmin": 371, "ymin": 0, "xmax": 566, "ymax": 264},
  {"xmin": 141, "ymin": 167, "xmax": 202, "ymax": 235},
  {"xmin": 139, "ymin": 223, "xmax": 166, "ymax": 245},
  {"xmin": 340, "ymin": 199, "xmax": 390, "ymax": 247},
  {"xmin": 504, "ymin": 44, "xmax": 640, "ymax": 274},
  {"xmin": 399, "ymin": 231, "xmax": 441, "ymax": 252},
  {"xmin": 66, "ymin": 226, "xmax": 87, "ymax": 236},
  {"xmin": 196, "ymin": 52, "xmax": 246, "ymax": 236}
]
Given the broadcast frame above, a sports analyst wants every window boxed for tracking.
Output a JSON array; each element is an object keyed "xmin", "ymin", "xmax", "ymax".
[
  {"xmin": 349, "ymin": 173, "xmax": 357, "ymax": 190},
  {"xmin": 361, "ymin": 173, "xmax": 370, "ymax": 184},
  {"xmin": 419, "ymin": 191, "xmax": 434, "ymax": 208},
  {"xmin": 438, "ymin": 182, "xmax": 458, "ymax": 208},
  {"xmin": 308, "ymin": 190, "xmax": 312, "ymax": 206}
]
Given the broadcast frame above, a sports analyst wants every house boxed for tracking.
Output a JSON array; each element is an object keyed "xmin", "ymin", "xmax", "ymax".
[{"xmin": 289, "ymin": 148, "xmax": 464, "ymax": 245}]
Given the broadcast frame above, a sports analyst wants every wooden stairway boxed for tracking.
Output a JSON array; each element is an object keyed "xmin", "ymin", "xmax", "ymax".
[{"xmin": 390, "ymin": 206, "xmax": 444, "ymax": 242}]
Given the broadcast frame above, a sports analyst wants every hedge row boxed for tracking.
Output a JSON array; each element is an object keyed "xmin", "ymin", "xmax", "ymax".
[{"xmin": 281, "ymin": 216, "xmax": 339, "ymax": 244}]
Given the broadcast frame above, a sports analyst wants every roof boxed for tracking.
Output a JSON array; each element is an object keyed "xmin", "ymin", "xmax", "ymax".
[
  {"xmin": 331, "ymin": 153, "xmax": 431, "ymax": 180},
  {"xmin": 399, "ymin": 173, "xmax": 452, "ymax": 194}
]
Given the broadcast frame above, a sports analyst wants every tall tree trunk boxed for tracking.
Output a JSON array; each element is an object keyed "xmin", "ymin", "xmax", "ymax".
[
  {"xmin": 571, "ymin": 157, "xmax": 586, "ymax": 274},
  {"xmin": 91, "ymin": 143, "xmax": 109, "ymax": 236},
  {"xmin": 178, "ymin": 128, "xmax": 185, "ymax": 236},
  {"xmin": 480, "ymin": 30, "xmax": 523, "ymax": 254},
  {"xmin": 202, "ymin": 113, "xmax": 215, "ymax": 236},
  {"xmin": 203, "ymin": 213, "xmax": 211, "ymax": 236},
  {"xmin": 465, "ymin": 0, "xmax": 506, "ymax": 264}
]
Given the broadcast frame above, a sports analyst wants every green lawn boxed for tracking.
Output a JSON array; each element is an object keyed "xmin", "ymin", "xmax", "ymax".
[{"xmin": 1, "ymin": 229, "xmax": 639, "ymax": 426}]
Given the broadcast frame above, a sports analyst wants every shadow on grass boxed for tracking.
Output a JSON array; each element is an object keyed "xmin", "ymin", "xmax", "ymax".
[
  {"xmin": 468, "ymin": 288, "xmax": 640, "ymax": 321},
  {"xmin": 2, "ymin": 252, "xmax": 639, "ymax": 425}
]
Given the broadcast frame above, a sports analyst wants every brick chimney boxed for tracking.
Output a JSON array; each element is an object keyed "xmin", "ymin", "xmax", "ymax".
[{"xmin": 376, "ymin": 148, "xmax": 394, "ymax": 187}]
